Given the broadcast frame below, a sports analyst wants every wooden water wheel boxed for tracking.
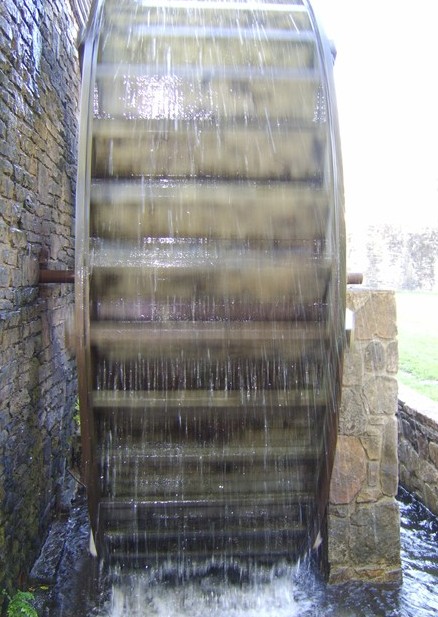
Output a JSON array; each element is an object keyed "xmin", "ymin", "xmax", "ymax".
[{"xmin": 75, "ymin": 0, "xmax": 346, "ymax": 567}]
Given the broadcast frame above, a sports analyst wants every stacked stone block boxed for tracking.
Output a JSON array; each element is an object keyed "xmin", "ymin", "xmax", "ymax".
[
  {"xmin": 328, "ymin": 289, "xmax": 401, "ymax": 583},
  {"xmin": 0, "ymin": 0, "xmax": 80, "ymax": 590},
  {"xmin": 398, "ymin": 386, "xmax": 438, "ymax": 515}
]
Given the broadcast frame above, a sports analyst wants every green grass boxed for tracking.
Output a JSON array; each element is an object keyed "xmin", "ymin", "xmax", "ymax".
[{"xmin": 396, "ymin": 291, "xmax": 438, "ymax": 402}]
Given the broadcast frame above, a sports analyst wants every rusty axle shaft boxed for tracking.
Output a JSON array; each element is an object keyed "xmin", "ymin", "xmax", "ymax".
[{"xmin": 39, "ymin": 269, "xmax": 75, "ymax": 284}]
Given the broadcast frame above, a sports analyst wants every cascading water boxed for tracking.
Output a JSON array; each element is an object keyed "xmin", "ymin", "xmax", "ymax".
[
  {"xmin": 47, "ymin": 489, "xmax": 438, "ymax": 616},
  {"xmin": 75, "ymin": 0, "xmax": 345, "ymax": 577},
  {"xmin": 37, "ymin": 1, "xmax": 436, "ymax": 614}
]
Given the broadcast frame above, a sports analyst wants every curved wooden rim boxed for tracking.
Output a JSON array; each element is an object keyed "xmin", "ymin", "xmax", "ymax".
[{"xmin": 74, "ymin": 0, "xmax": 105, "ymax": 532}]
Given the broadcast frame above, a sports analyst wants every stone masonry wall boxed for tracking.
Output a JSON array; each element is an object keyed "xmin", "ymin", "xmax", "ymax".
[
  {"xmin": 398, "ymin": 385, "xmax": 438, "ymax": 515},
  {"xmin": 0, "ymin": 0, "xmax": 80, "ymax": 590},
  {"xmin": 328, "ymin": 289, "xmax": 401, "ymax": 583}
]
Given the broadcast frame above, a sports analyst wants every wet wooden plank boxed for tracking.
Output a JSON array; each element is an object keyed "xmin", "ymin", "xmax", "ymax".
[
  {"xmin": 92, "ymin": 119, "xmax": 327, "ymax": 181},
  {"xmin": 95, "ymin": 73, "xmax": 321, "ymax": 123},
  {"xmin": 91, "ymin": 297, "xmax": 328, "ymax": 322},
  {"xmin": 99, "ymin": 494, "xmax": 313, "ymax": 514},
  {"xmin": 100, "ymin": 528, "xmax": 308, "ymax": 563},
  {"xmin": 91, "ymin": 389, "xmax": 328, "ymax": 410},
  {"xmin": 99, "ymin": 35, "xmax": 315, "ymax": 69},
  {"xmin": 90, "ymin": 180, "xmax": 330, "ymax": 242},
  {"xmin": 89, "ymin": 248, "xmax": 332, "ymax": 307},
  {"xmin": 89, "ymin": 321, "xmax": 329, "ymax": 359},
  {"xmin": 100, "ymin": 463, "xmax": 316, "ymax": 498},
  {"xmin": 98, "ymin": 444, "xmax": 319, "ymax": 464},
  {"xmin": 102, "ymin": 1, "xmax": 312, "ymax": 33}
]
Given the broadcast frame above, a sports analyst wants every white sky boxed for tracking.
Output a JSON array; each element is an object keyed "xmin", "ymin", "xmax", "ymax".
[{"xmin": 312, "ymin": 0, "xmax": 438, "ymax": 231}]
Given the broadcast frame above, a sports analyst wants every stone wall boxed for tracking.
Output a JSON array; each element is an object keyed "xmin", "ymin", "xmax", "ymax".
[
  {"xmin": 328, "ymin": 289, "xmax": 401, "ymax": 583},
  {"xmin": 347, "ymin": 225, "xmax": 438, "ymax": 292},
  {"xmin": 398, "ymin": 385, "xmax": 438, "ymax": 515},
  {"xmin": 0, "ymin": 0, "xmax": 80, "ymax": 591}
]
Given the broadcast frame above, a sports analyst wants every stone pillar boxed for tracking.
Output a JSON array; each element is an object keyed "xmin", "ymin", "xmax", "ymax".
[{"xmin": 327, "ymin": 289, "xmax": 401, "ymax": 583}]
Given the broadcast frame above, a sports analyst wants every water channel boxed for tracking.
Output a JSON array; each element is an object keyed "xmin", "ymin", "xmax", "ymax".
[{"xmin": 47, "ymin": 487, "xmax": 438, "ymax": 617}]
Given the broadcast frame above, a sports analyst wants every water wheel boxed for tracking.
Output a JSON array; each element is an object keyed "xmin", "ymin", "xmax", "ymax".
[{"xmin": 75, "ymin": 0, "xmax": 346, "ymax": 567}]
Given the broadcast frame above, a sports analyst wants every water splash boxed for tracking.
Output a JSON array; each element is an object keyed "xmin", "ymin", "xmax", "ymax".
[{"xmin": 93, "ymin": 562, "xmax": 318, "ymax": 617}]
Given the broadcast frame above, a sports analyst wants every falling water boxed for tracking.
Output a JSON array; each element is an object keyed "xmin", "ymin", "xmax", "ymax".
[
  {"xmin": 77, "ymin": 0, "xmax": 346, "ymax": 574},
  {"xmin": 66, "ymin": 2, "xmax": 437, "ymax": 615},
  {"xmin": 47, "ymin": 488, "xmax": 438, "ymax": 616}
]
